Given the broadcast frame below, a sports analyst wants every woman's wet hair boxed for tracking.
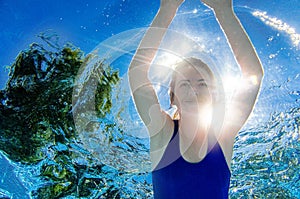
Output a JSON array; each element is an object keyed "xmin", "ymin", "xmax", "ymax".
[{"xmin": 169, "ymin": 57, "xmax": 216, "ymax": 106}]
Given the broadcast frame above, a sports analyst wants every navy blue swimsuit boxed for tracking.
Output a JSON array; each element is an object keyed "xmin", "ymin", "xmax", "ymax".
[{"xmin": 152, "ymin": 120, "xmax": 231, "ymax": 199}]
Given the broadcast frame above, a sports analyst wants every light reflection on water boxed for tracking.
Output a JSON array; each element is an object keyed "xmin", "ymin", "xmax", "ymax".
[{"xmin": 231, "ymin": 107, "xmax": 300, "ymax": 198}]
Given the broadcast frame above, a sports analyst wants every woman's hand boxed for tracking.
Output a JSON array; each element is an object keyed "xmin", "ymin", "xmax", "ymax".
[{"xmin": 200, "ymin": 0, "xmax": 232, "ymax": 11}]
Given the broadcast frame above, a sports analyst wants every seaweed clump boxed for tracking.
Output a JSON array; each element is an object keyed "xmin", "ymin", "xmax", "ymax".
[
  {"xmin": 0, "ymin": 35, "xmax": 128, "ymax": 198},
  {"xmin": 0, "ymin": 41, "xmax": 82, "ymax": 163}
]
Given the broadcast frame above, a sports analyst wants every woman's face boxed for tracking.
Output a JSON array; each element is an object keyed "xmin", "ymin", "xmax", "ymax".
[{"xmin": 173, "ymin": 65, "xmax": 214, "ymax": 113}]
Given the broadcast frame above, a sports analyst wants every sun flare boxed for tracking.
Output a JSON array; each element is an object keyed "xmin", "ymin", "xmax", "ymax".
[
  {"xmin": 155, "ymin": 52, "xmax": 183, "ymax": 69},
  {"xmin": 198, "ymin": 104, "xmax": 213, "ymax": 127},
  {"xmin": 222, "ymin": 74, "xmax": 240, "ymax": 94}
]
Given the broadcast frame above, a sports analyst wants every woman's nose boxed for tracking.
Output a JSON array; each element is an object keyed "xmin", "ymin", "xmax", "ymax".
[{"xmin": 187, "ymin": 85, "xmax": 199, "ymax": 96}]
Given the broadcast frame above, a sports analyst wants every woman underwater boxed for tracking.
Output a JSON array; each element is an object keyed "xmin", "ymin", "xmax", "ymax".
[{"xmin": 128, "ymin": 0, "xmax": 264, "ymax": 198}]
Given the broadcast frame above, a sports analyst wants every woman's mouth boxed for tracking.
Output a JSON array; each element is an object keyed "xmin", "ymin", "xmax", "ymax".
[{"xmin": 183, "ymin": 100, "xmax": 198, "ymax": 104}]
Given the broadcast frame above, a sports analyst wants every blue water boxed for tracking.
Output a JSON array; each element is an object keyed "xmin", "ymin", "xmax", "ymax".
[{"xmin": 1, "ymin": 0, "xmax": 300, "ymax": 198}]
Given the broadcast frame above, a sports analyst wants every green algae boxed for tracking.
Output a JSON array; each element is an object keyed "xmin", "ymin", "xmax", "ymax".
[{"xmin": 0, "ymin": 35, "xmax": 123, "ymax": 198}]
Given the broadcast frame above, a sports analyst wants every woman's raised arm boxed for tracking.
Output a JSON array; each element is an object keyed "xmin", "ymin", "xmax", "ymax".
[
  {"xmin": 201, "ymin": 0, "xmax": 264, "ymax": 139},
  {"xmin": 128, "ymin": 0, "xmax": 184, "ymax": 139}
]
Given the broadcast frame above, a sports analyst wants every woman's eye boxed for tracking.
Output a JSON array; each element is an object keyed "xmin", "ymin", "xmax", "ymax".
[
  {"xmin": 198, "ymin": 82, "xmax": 207, "ymax": 87},
  {"xmin": 180, "ymin": 83, "xmax": 189, "ymax": 88}
]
